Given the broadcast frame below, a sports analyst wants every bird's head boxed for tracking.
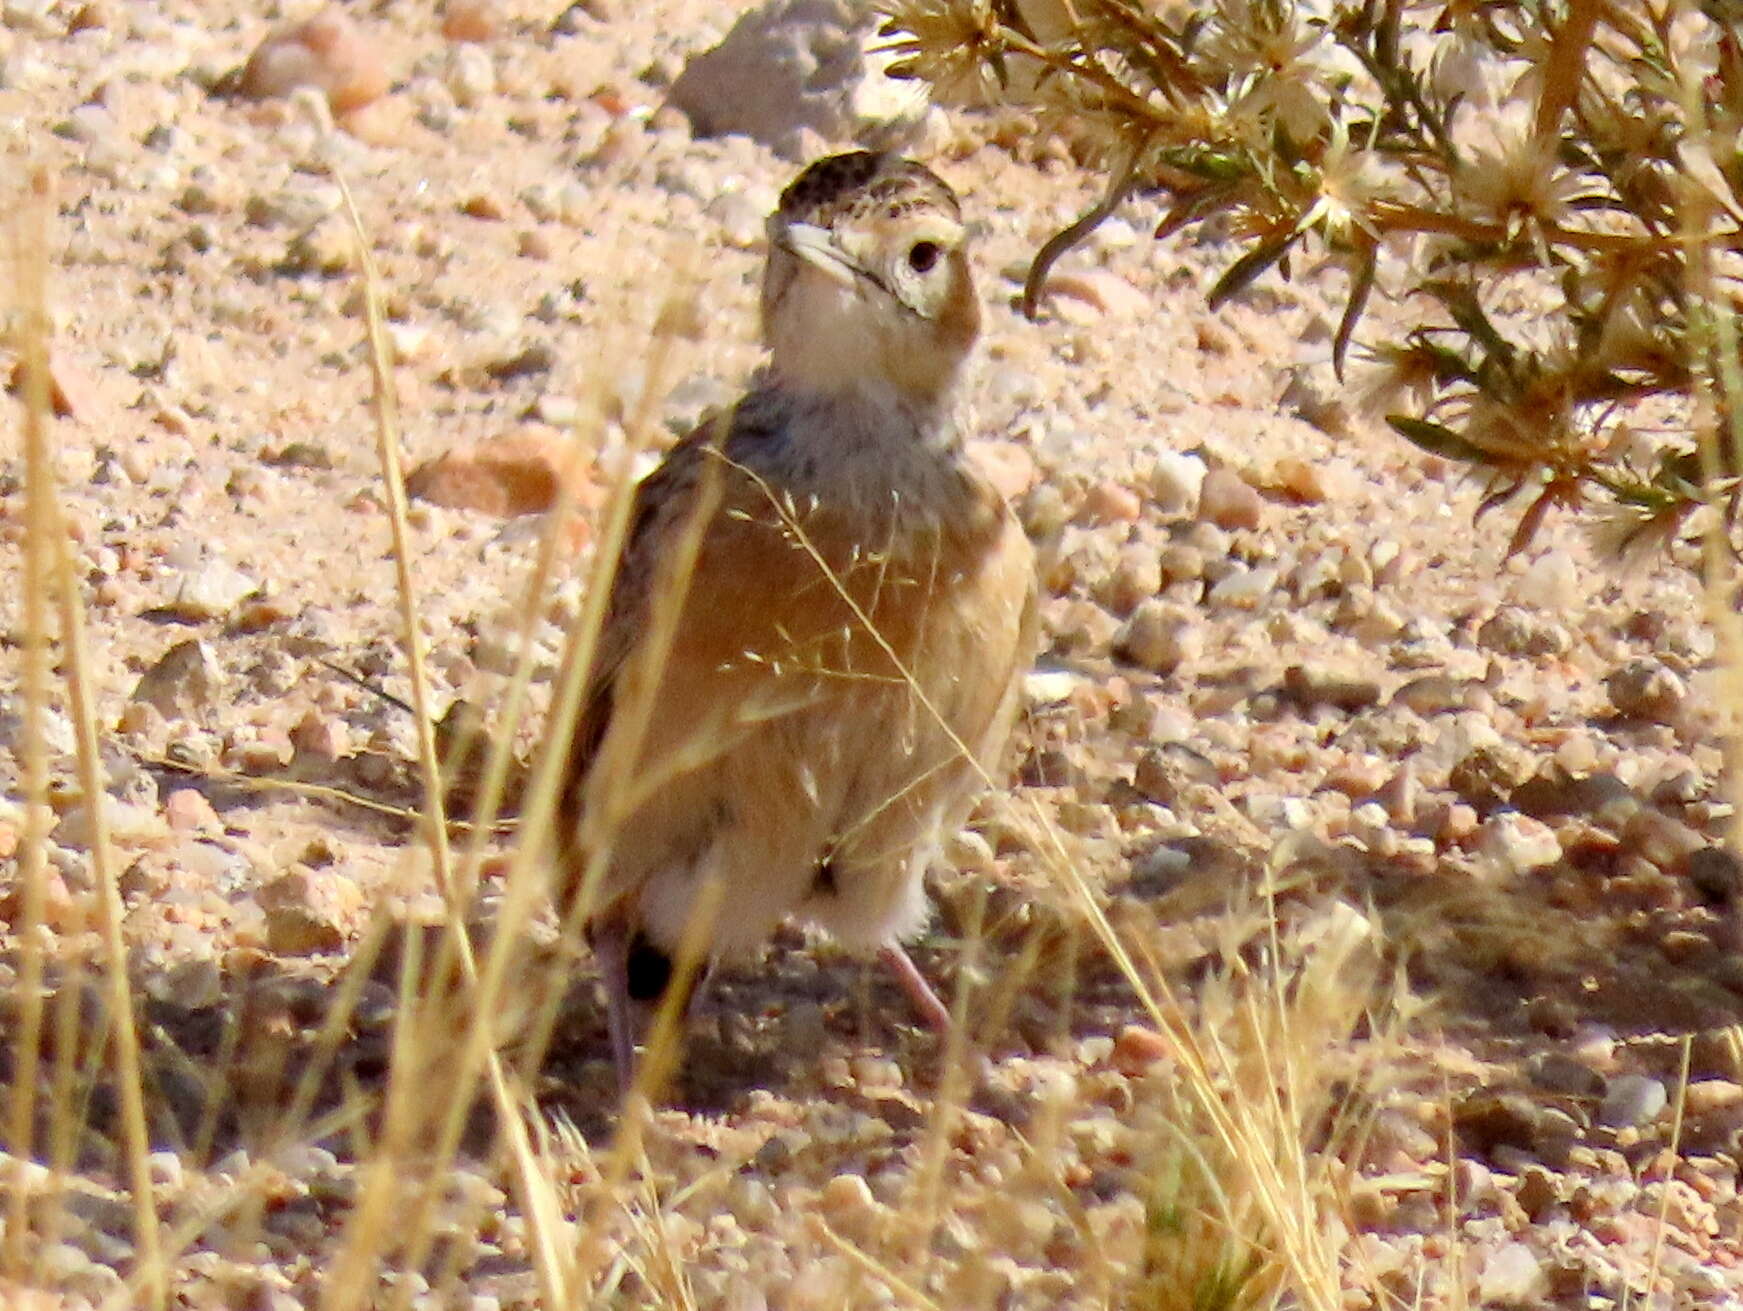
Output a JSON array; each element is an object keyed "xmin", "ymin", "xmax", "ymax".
[{"xmin": 760, "ymin": 151, "xmax": 979, "ymax": 406}]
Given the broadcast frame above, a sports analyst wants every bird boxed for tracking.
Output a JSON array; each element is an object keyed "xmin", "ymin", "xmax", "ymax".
[{"xmin": 556, "ymin": 150, "xmax": 1037, "ymax": 1091}]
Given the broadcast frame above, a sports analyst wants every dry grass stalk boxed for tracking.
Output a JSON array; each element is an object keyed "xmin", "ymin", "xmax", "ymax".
[
  {"xmin": 312, "ymin": 148, "xmax": 577, "ymax": 1309},
  {"xmin": 4, "ymin": 168, "xmax": 58, "ymax": 1292},
  {"xmin": 9, "ymin": 166, "xmax": 166, "ymax": 1308}
]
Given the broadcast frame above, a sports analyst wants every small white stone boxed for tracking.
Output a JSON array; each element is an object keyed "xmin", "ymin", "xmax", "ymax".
[
  {"xmin": 1207, "ymin": 564, "xmax": 1277, "ymax": 609},
  {"xmin": 1599, "ymin": 1074, "xmax": 1667, "ymax": 1128},
  {"xmin": 1114, "ymin": 601, "xmax": 1200, "ymax": 673},
  {"xmin": 1515, "ymin": 549, "xmax": 1577, "ymax": 608},
  {"xmin": 707, "ymin": 189, "xmax": 765, "ymax": 248},
  {"xmin": 446, "ymin": 43, "xmax": 495, "ymax": 106},
  {"xmin": 1024, "ymin": 668, "xmax": 1082, "ymax": 704},
  {"xmin": 1606, "ymin": 658, "xmax": 1686, "ymax": 723},
  {"xmin": 55, "ymin": 797, "xmax": 166, "ymax": 849},
  {"xmin": 147, "ymin": 1150, "xmax": 185, "ymax": 1190},
  {"xmin": 1477, "ymin": 812, "xmax": 1561, "ymax": 876},
  {"xmin": 1476, "ymin": 1242, "xmax": 1545, "ymax": 1305},
  {"xmin": 1148, "ymin": 452, "xmax": 1206, "ymax": 515},
  {"xmin": 386, "ymin": 321, "xmax": 431, "ymax": 361},
  {"xmin": 0, "ymin": 697, "xmax": 76, "ymax": 756},
  {"xmin": 172, "ymin": 558, "xmax": 258, "ymax": 620}
]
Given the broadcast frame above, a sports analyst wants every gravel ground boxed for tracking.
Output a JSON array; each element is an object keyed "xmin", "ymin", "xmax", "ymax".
[{"xmin": 2, "ymin": 1, "xmax": 1742, "ymax": 1307}]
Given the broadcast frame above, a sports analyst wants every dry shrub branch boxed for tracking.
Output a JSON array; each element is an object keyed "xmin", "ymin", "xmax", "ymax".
[{"xmin": 881, "ymin": 0, "xmax": 1743, "ymax": 557}]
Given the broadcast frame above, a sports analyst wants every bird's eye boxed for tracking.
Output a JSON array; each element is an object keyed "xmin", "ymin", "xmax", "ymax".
[{"xmin": 907, "ymin": 241, "xmax": 941, "ymax": 274}]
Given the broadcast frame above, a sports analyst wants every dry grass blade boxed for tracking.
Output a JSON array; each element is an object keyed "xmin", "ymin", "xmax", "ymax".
[
  {"xmin": 10, "ymin": 166, "xmax": 165, "ymax": 1308},
  {"xmin": 312, "ymin": 137, "xmax": 571, "ymax": 1311},
  {"xmin": 3, "ymin": 169, "xmax": 57, "ymax": 1290},
  {"xmin": 486, "ymin": 274, "xmax": 702, "ymax": 1093},
  {"xmin": 1638, "ymin": 1035, "xmax": 1692, "ymax": 1306}
]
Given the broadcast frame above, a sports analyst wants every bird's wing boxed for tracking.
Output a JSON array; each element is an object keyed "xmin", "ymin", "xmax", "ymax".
[{"xmin": 559, "ymin": 411, "xmax": 729, "ymax": 832}]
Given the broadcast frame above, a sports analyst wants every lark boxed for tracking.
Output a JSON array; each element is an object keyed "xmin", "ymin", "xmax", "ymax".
[{"xmin": 558, "ymin": 151, "xmax": 1037, "ymax": 1090}]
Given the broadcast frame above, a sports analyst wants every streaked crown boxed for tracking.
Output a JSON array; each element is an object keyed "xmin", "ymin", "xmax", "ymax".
[{"xmin": 777, "ymin": 151, "xmax": 962, "ymax": 230}]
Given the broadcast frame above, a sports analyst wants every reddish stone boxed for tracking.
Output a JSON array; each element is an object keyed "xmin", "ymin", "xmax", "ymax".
[
  {"xmin": 406, "ymin": 429, "xmax": 596, "ymax": 519},
  {"xmin": 239, "ymin": 7, "xmax": 390, "ymax": 115}
]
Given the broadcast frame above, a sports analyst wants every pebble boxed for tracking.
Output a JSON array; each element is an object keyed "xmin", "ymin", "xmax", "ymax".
[
  {"xmin": 1526, "ymin": 1051, "xmax": 1606, "ymax": 1097},
  {"xmin": 1109, "ymin": 1025, "xmax": 1170, "ymax": 1075},
  {"xmin": 1023, "ymin": 668, "xmax": 1081, "ymax": 705},
  {"xmin": 163, "ymin": 787, "xmax": 221, "ymax": 834},
  {"xmin": 1078, "ymin": 479, "xmax": 1141, "ymax": 525},
  {"xmin": 1515, "ymin": 549, "xmax": 1577, "ymax": 608},
  {"xmin": 441, "ymin": 0, "xmax": 499, "ymax": 42},
  {"xmin": 1650, "ymin": 766, "xmax": 1705, "ymax": 806},
  {"xmin": 966, "ymin": 439, "xmax": 1036, "ymax": 501},
  {"xmin": 1619, "ymin": 806, "xmax": 1703, "ymax": 868},
  {"xmin": 706, "ymin": 189, "xmax": 766, "ymax": 248},
  {"xmin": 1477, "ymin": 812, "xmax": 1561, "ymax": 876},
  {"xmin": 1687, "ymin": 846, "xmax": 1743, "ymax": 905},
  {"xmin": 406, "ymin": 431, "xmax": 594, "ymax": 518},
  {"xmin": 0, "ymin": 696, "xmax": 76, "ymax": 756},
  {"xmin": 291, "ymin": 711, "xmax": 350, "ymax": 764},
  {"xmin": 460, "ymin": 191, "xmax": 508, "ymax": 221},
  {"xmin": 1097, "ymin": 546, "xmax": 1161, "ymax": 616},
  {"xmin": 1129, "ymin": 745, "xmax": 1214, "ymax": 806},
  {"xmin": 818, "ymin": 1172, "xmax": 877, "ymax": 1225},
  {"xmin": 1148, "ymin": 452, "xmax": 1206, "ymax": 514},
  {"xmin": 1374, "ymin": 762, "xmax": 1419, "ymax": 825},
  {"xmin": 131, "ymin": 640, "xmax": 225, "ymax": 723},
  {"xmin": 666, "ymin": 0, "xmax": 900, "ymax": 160},
  {"xmin": 1271, "ymin": 455, "xmax": 1331, "ymax": 503},
  {"xmin": 1156, "ymin": 541, "xmax": 1203, "ymax": 585},
  {"xmin": 1509, "ymin": 767, "xmax": 1632, "ymax": 819},
  {"xmin": 1391, "ymin": 674, "xmax": 1469, "ymax": 717},
  {"xmin": 1281, "ymin": 663, "xmax": 1381, "ymax": 713},
  {"xmin": 1448, "ymin": 743, "xmax": 1533, "ymax": 812},
  {"xmin": 238, "ymin": 7, "xmax": 390, "ymax": 115},
  {"xmin": 65, "ymin": 786, "xmax": 169, "ymax": 846},
  {"xmin": 1113, "ymin": 601, "xmax": 1199, "ymax": 674},
  {"xmin": 1477, "ymin": 606, "xmax": 1571, "ymax": 658},
  {"xmin": 1206, "ymin": 564, "xmax": 1277, "ymax": 609},
  {"xmin": 1455, "ymin": 1090, "xmax": 1553, "ymax": 1158},
  {"xmin": 1598, "ymin": 1074, "xmax": 1667, "ymax": 1129},
  {"xmin": 2, "ymin": 0, "xmax": 56, "ymax": 34},
  {"xmin": 1196, "ymin": 466, "xmax": 1264, "ymax": 530},
  {"xmin": 1040, "ymin": 269, "xmax": 1149, "ymax": 319},
  {"xmin": 169, "ymin": 557, "xmax": 258, "ymax": 621},
  {"xmin": 483, "ymin": 341, "xmax": 556, "ymax": 380},
  {"xmin": 1683, "ymin": 1079, "xmax": 1743, "ymax": 1114},
  {"xmin": 1476, "ymin": 1241, "xmax": 1545, "ymax": 1305},
  {"xmin": 1340, "ymin": 589, "xmax": 1406, "ymax": 643},
  {"xmin": 446, "ymin": 43, "xmax": 496, "ymax": 106},
  {"xmin": 1605, "ymin": 658, "xmax": 1686, "ymax": 723},
  {"xmin": 259, "ymin": 866, "xmax": 364, "ymax": 954}
]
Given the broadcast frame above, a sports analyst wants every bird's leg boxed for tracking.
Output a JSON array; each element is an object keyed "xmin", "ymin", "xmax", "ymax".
[
  {"xmin": 879, "ymin": 942, "xmax": 952, "ymax": 1035},
  {"xmin": 592, "ymin": 919, "xmax": 640, "ymax": 1094},
  {"xmin": 684, "ymin": 959, "xmax": 720, "ymax": 1021}
]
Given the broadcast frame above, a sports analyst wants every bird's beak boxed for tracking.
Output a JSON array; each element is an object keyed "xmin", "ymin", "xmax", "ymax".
[{"xmin": 772, "ymin": 220, "xmax": 858, "ymax": 288}]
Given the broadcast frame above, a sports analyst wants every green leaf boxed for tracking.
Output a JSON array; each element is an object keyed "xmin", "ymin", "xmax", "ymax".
[
  {"xmin": 1155, "ymin": 183, "xmax": 1237, "ymax": 242},
  {"xmin": 1334, "ymin": 246, "xmax": 1377, "ymax": 381},
  {"xmin": 1386, "ymin": 415, "xmax": 1491, "ymax": 463},
  {"xmin": 1208, "ymin": 230, "xmax": 1299, "ymax": 309}
]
